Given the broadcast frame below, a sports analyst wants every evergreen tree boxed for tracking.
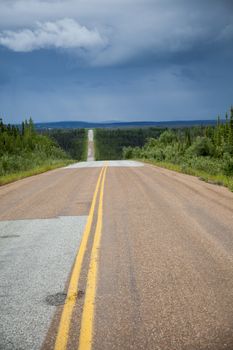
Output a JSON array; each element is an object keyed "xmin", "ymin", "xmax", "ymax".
[
  {"xmin": 224, "ymin": 112, "xmax": 229, "ymax": 143},
  {"xmin": 21, "ymin": 121, "xmax": 25, "ymax": 136},
  {"xmin": 215, "ymin": 115, "xmax": 222, "ymax": 146},
  {"xmin": 185, "ymin": 128, "xmax": 191, "ymax": 147}
]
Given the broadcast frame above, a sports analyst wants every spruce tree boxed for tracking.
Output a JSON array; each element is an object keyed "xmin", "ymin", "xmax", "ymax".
[
  {"xmin": 215, "ymin": 115, "xmax": 221, "ymax": 146},
  {"xmin": 224, "ymin": 112, "xmax": 229, "ymax": 143},
  {"xmin": 185, "ymin": 129, "xmax": 191, "ymax": 147},
  {"xmin": 21, "ymin": 121, "xmax": 25, "ymax": 136}
]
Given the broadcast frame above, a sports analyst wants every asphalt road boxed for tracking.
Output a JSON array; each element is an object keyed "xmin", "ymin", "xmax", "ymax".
[
  {"xmin": 87, "ymin": 130, "xmax": 94, "ymax": 161},
  {"xmin": 1, "ymin": 160, "xmax": 233, "ymax": 350}
]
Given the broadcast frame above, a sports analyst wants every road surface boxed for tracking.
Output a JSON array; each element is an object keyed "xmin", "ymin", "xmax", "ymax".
[
  {"xmin": 1, "ymin": 160, "xmax": 233, "ymax": 350},
  {"xmin": 87, "ymin": 130, "xmax": 94, "ymax": 161}
]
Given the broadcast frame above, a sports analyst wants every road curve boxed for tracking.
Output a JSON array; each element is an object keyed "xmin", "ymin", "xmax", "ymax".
[{"xmin": 0, "ymin": 161, "xmax": 233, "ymax": 350}]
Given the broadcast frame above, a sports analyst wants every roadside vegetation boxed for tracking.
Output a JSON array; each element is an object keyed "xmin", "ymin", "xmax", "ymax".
[
  {"xmin": 123, "ymin": 107, "xmax": 233, "ymax": 191},
  {"xmin": 45, "ymin": 129, "xmax": 88, "ymax": 161},
  {"xmin": 94, "ymin": 128, "xmax": 164, "ymax": 160},
  {"xmin": 0, "ymin": 118, "xmax": 74, "ymax": 185}
]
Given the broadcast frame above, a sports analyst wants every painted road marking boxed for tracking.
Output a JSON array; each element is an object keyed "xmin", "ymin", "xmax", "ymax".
[
  {"xmin": 78, "ymin": 166, "xmax": 107, "ymax": 350},
  {"xmin": 64, "ymin": 160, "xmax": 144, "ymax": 169},
  {"xmin": 54, "ymin": 167, "xmax": 105, "ymax": 350}
]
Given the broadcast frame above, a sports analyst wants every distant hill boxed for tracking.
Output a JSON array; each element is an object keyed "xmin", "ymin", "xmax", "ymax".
[{"xmin": 35, "ymin": 120, "xmax": 217, "ymax": 129}]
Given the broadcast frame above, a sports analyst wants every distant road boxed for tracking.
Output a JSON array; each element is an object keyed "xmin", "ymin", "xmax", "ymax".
[
  {"xmin": 1, "ymin": 160, "xmax": 233, "ymax": 349},
  {"xmin": 87, "ymin": 129, "xmax": 94, "ymax": 161}
]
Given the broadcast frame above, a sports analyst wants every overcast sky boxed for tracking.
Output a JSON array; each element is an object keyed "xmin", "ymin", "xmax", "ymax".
[{"xmin": 0, "ymin": 0, "xmax": 232, "ymax": 123}]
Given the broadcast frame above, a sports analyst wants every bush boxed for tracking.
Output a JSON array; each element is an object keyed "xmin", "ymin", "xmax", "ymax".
[
  {"xmin": 222, "ymin": 154, "xmax": 233, "ymax": 176},
  {"xmin": 123, "ymin": 146, "xmax": 133, "ymax": 159},
  {"xmin": 163, "ymin": 144, "xmax": 181, "ymax": 163},
  {"xmin": 159, "ymin": 130, "xmax": 177, "ymax": 145},
  {"xmin": 186, "ymin": 137, "xmax": 214, "ymax": 157}
]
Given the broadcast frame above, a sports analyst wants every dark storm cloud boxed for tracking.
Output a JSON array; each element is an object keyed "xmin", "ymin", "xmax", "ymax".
[
  {"xmin": 0, "ymin": 0, "xmax": 232, "ymax": 66},
  {"xmin": 0, "ymin": 0, "xmax": 232, "ymax": 122}
]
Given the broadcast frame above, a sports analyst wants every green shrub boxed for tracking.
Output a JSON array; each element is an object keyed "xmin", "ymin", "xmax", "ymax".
[
  {"xmin": 159, "ymin": 130, "xmax": 177, "ymax": 145},
  {"xmin": 122, "ymin": 109, "xmax": 233, "ymax": 192},
  {"xmin": 186, "ymin": 137, "xmax": 214, "ymax": 157},
  {"xmin": 222, "ymin": 154, "xmax": 233, "ymax": 176},
  {"xmin": 123, "ymin": 146, "xmax": 133, "ymax": 159}
]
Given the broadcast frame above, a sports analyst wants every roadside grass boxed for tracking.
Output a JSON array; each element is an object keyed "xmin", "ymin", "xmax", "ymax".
[
  {"xmin": 0, "ymin": 159, "xmax": 75, "ymax": 186},
  {"xmin": 138, "ymin": 159, "xmax": 233, "ymax": 192}
]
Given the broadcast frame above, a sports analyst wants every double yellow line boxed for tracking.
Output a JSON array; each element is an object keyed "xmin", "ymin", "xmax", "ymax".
[{"xmin": 54, "ymin": 165, "xmax": 108, "ymax": 350}]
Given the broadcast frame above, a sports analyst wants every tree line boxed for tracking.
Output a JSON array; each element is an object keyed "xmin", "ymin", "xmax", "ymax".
[
  {"xmin": 44, "ymin": 129, "xmax": 87, "ymax": 161},
  {"xmin": 0, "ymin": 118, "xmax": 70, "ymax": 178},
  {"xmin": 94, "ymin": 128, "xmax": 165, "ymax": 160},
  {"xmin": 123, "ymin": 107, "xmax": 233, "ymax": 182},
  {"xmin": 0, "ymin": 118, "xmax": 66, "ymax": 157}
]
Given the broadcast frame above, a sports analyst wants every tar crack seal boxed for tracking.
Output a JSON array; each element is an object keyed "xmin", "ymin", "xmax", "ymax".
[
  {"xmin": 45, "ymin": 292, "xmax": 67, "ymax": 306},
  {"xmin": 45, "ymin": 290, "xmax": 85, "ymax": 306}
]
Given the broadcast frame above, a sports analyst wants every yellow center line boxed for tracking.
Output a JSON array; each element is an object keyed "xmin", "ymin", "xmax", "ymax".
[
  {"xmin": 54, "ymin": 166, "xmax": 105, "ymax": 350},
  {"xmin": 78, "ymin": 166, "xmax": 107, "ymax": 350}
]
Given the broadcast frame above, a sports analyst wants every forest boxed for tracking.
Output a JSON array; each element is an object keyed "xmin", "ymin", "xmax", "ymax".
[
  {"xmin": 44, "ymin": 129, "xmax": 87, "ymax": 161},
  {"xmin": 0, "ymin": 118, "xmax": 74, "ymax": 184},
  {"xmin": 1, "ymin": 107, "xmax": 233, "ymax": 190},
  {"xmin": 123, "ymin": 107, "xmax": 233, "ymax": 191},
  {"xmin": 94, "ymin": 128, "xmax": 164, "ymax": 160}
]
